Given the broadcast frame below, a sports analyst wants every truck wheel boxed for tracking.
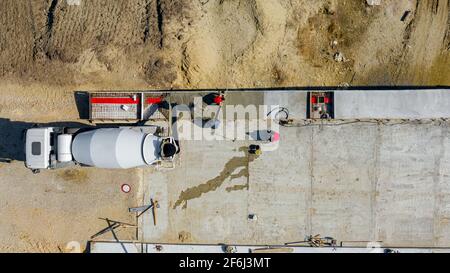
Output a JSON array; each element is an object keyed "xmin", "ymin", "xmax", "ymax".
[{"xmin": 32, "ymin": 169, "xmax": 40, "ymax": 174}]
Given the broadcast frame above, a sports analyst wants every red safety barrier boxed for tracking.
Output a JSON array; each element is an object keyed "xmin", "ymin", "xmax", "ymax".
[
  {"xmin": 91, "ymin": 97, "xmax": 140, "ymax": 104},
  {"xmin": 146, "ymin": 97, "xmax": 163, "ymax": 104}
]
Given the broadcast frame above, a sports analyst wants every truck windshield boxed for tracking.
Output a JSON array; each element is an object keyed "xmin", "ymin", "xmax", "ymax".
[{"xmin": 31, "ymin": 142, "xmax": 41, "ymax": 156}]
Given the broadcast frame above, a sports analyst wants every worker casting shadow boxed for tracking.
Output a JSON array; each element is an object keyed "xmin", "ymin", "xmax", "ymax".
[
  {"xmin": 143, "ymin": 100, "xmax": 171, "ymax": 120},
  {"xmin": 0, "ymin": 118, "xmax": 94, "ymax": 163}
]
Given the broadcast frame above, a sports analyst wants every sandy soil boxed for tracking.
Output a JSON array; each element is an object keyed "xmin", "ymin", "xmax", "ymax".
[
  {"xmin": 0, "ymin": 165, "xmax": 142, "ymax": 252},
  {"xmin": 0, "ymin": 0, "xmax": 448, "ymax": 252}
]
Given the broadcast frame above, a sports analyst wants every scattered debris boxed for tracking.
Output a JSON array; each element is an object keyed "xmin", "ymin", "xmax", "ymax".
[
  {"xmin": 178, "ymin": 231, "xmax": 192, "ymax": 243},
  {"xmin": 306, "ymin": 235, "xmax": 337, "ymax": 247},
  {"xmin": 90, "ymin": 218, "xmax": 136, "ymax": 253},
  {"xmin": 90, "ymin": 218, "xmax": 136, "ymax": 240},
  {"xmin": 66, "ymin": 0, "xmax": 81, "ymax": 6},
  {"xmin": 334, "ymin": 52, "xmax": 346, "ymax": 62},
  {"xmin": 366, "ymin": 0, "xmax": 381, "ymax": 6},
  {"xmin": 151, "ymin": 199, "xmax": 159, "ymax": 226},
  {"xmin": 64, "ymin": 241, "xmax": 82, "ymax": 253},
  {"xmin": 129, "ymin": 198, "xmax": 160, "ymax": 219},
  {"xmin": 384, "ymin": 248, "xmax": 400, "ymax": 254},
  {"xmin": 225, "ymin": 245, "xmax": 238, "ymax": 253},
  {"xmin": 331, "ymin": 40, "xmax": 338, "ymax": 48},
  {"xmin": 279, "ymin": 119, "xmax": 295, "ymax": 126},
  {"xmin": 129, "ymin": 204, "xmax": 151, "ymax": 213},
  {"xmin": 285, "ymin": 234, "xmax": 338, "ymax": 248},
  {"xmin": 251, "ymin": 247, "xmax": 294, "ymax": 253}
]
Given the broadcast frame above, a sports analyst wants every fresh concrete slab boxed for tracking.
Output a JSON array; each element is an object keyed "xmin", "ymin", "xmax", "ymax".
[
  {"xmin": 334, "ymin": 90, "xmax": 450, "ymax": 119},
  {"xmin": 140, "ymin": 120, "xmax": 450, "ymax": 248},
  {"xmin": 263, "ymin": 91, "xmax": 308, "ymax": 119}
]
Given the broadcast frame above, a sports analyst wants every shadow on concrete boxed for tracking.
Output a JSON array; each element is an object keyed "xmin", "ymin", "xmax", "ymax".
[{"xmin": 0, "ymin": 118, "xmax": 94, "ymax": 162}]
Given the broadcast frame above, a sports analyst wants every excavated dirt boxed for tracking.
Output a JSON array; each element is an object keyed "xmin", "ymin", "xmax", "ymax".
[
  {"xmin": 0, "ymin": 0, "xmax": 448, "ymax": 90},
  {"xmin": 0, "ymin": 0, "xmax": 449, "ymax": 252},
  {"xmin": 0, "ymin": 0, "xmax": 448, "ymax": 121}
]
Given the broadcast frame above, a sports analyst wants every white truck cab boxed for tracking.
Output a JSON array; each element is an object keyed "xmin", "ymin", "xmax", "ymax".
[{"xmin": 25, "ymin": 128, "xmax": 55, "ymax": 170}]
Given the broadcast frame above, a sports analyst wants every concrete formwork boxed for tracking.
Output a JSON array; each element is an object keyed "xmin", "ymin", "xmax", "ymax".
[
  {"xmin": 87, "ymin": 89, "xmax": 450, "ymax": 121},
  {"xmin": 90, "ymin": 241, "xmax": 450, "ymax": 253},
  {"xmin": 171, "ymin": 89, "xmax": 450, "ymax": 120}
]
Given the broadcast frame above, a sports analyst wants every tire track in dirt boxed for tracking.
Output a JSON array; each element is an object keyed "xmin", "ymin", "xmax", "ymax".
[
  {"xmin": 0, "ymin": 0, "xmax": 35, "ymax": 76},
  {"xmin": 445, "ymin": 0, "xmax": 450, "ymax": 49},
  {"xmin": 141, "ymin": 0, "xmax": 165, "ymax": 48},
  {"xmin": 27, "ymin": 0, "xmax": 39, "ymax": 60},
  {"xmin": 43, "ymin": 0, "xmax": 60, "ymax": 59},
  {"xmin": 35, "ymin": 0, "xmax": 164, "ymax": 63},
  {"xmin": 143, "ymin": 0, "xmax": 153, "ymax": 43},
  {"xmin": 156, "ymin": 0, "xmax": 164, "ymax": 47}
]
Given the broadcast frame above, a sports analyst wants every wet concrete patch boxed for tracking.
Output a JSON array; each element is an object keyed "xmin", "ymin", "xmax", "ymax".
[
  {"xmin": 178, "ymin": 231, "xmax": 192, "ymax": 242},
  {"xmin": 56, "ymin": 169, "xmax": 88, "ymax": 183},
  {"xmin": 225, "ymin": 184, "xmax": 249, "ymax": 192},
  {"xmin": 173, "ymin": 147, "xmax": 258, "ymax": 209}
]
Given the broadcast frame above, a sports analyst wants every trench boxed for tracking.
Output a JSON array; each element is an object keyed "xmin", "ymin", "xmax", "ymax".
[
  {"xmin": 46, "ymin": 0, "xmax": 59, "ymax": 33},
  {"xmin": 156, "ymin": 0, "xmax": 164, "ymax": 47}
]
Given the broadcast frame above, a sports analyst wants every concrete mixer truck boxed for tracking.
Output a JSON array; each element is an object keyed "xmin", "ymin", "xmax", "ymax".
[{"xmin": 24, "ymin": 126, "xmax": 179, "ymax": 173}]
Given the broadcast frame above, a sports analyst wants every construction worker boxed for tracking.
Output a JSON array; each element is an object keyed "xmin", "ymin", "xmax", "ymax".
[
  {"xmin": 249, "ymin": 145, "xmax": 262, "ymax": 155},
  {"xmin": 268, "ymin": 130, "xmax": 280, "ymax": 143},
  {"xmin": 213, "ymin": 94, "xmax": 225, "ymax": 105},
  {"xmin": 248, "ymin": 130, "xmax": 280, "ymax": 143}
]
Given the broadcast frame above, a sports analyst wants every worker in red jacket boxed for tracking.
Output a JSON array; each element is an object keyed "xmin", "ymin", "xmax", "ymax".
[{"xmin": 213, "ymin": 94, "xmax": 225, "ymax": 105}]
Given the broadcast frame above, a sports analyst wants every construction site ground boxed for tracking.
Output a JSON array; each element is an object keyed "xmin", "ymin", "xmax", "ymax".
[
  {"xmin": 0, "ymin": 0, "xmax": 449, "ymax": 252},
  {"xmin": 139, "ymin": 92, "xmax": 450, "ymax": 248}
]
